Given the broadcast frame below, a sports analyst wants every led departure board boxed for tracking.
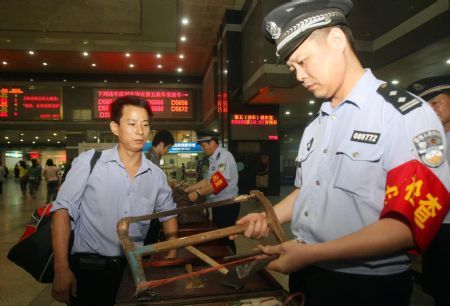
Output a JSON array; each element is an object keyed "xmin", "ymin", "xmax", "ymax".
[
  {"xmin": 0, "ymin": 87, "xmax": 62, "ymax": 120},
  {"xmin": 230, "ymin": 113, "xmax": 279, "ymax": 140},
  {"xmin": 94, "ymin": 89, "xmax": 193, "ymax": 119}
]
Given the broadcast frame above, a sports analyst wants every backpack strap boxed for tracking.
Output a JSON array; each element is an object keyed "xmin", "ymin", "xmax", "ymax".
[{"xmin": 89, "ymin": 150, "xmax": 102, "ymax": 174}]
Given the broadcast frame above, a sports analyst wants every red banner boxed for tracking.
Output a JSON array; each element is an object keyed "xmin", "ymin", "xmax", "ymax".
[{"xmin": 381, "ymin": 160, "xmax": 449, "ymax": 253}]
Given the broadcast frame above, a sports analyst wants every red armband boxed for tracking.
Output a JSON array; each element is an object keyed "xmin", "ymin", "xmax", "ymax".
[
  {"xmin": 380, "ymin": 160, "xmax": 449, "ymax": 254},
  {"xmin": 210, "ymin": 171, "xmax": 229, "ymax": 194}
]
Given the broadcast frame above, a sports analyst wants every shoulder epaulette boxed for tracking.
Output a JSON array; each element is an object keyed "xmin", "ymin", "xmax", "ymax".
[
  {"xmin": 377, "ymin": 82, "xmax": 422, "ymax": 115},
  {"xmin": 304, "ymin": 111, "xmax": 320, "ymax": 128}
]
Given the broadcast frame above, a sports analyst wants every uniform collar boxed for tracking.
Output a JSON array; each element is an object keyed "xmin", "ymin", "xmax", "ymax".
[
  {"xmin": 210, "ymin": 146, "xmax": 222, "ymax": 161},
  {"xmin": 319, "ymin": 69, "xmax": 381, "ymax": 120}
]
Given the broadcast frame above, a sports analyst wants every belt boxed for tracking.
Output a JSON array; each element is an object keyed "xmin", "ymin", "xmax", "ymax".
[{"xmin": 72, "ymin": 253, "xmax": 125, "ymax": 267}]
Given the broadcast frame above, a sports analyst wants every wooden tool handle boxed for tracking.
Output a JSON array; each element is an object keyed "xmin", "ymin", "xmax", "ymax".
[{"xmin": 185, "ymin": 245, "xmax": 229, "ymax": 275}]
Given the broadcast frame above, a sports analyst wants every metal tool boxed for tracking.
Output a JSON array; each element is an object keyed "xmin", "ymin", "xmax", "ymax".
[{"xmin": 117, "ymin": 190, "xmax": 288, "ymax": 297}]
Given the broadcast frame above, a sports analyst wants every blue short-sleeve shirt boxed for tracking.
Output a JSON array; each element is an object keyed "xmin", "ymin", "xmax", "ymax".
[
  {"xmin": 52, "ymin": 145, "xmax": 176, "ymax": 256},
  {"xmin": 292, "ymin": 70, "xmax": 450, "ymax": 275},
  {"xmin": 207, "ymin": 146, "xmax": 239, "ymax": 201}
]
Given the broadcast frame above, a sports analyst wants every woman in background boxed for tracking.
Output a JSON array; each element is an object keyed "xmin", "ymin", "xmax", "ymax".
[
  {"xmin": 43, "ymin": 159, "xmax": 60, "ymax": 202},
  {"xmin": 18, "ymin": 160, "xmax": 28, "ymax": 198}
]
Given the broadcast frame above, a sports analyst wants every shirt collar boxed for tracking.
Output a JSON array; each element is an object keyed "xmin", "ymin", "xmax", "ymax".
[
  {"xmin": 343, "ymin": 69, "xmax": 382, "ymax": 110},
  {"xmin": 210, "ymin": 146, "xmax": 222, "ymax": 161},
  {"xmin": 103, "ymin": 145, "xmax": 152, "ymax": 175}
]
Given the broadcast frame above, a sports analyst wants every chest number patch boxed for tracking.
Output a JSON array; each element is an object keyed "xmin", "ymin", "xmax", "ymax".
[{"xmin": 351, "ymin": 131, "xmax": 380, "ymax": 144}]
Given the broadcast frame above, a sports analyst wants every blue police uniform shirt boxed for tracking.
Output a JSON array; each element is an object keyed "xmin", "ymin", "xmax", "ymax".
[
  {"xmin": 52, "ymin": 145, "xmax": 176, "ymax": 256},
  {"xmin": 207, "ymin": 146, "xmax": 239, "ymax": 201},
  {"xmin": 293, "ymin": 69, "xmax": 450, "ymax": 275}
]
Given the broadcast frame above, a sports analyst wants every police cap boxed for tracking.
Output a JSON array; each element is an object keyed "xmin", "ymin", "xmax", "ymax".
[
  {"xmin": 263, "ymin": 0, "xmax": 353, "ymax": 61},
  {"xmin": 196, "ymin": 130, "xmax": 220, "ymax": 144},
  {"xmin": 407, "ymin": 75, "xmax": 450, "ymax": 102}
]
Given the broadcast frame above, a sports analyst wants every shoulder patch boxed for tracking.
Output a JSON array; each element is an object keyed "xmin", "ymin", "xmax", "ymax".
[{"xmin": 377, "ymin": 83, "xmax": 422, "ymax": 115}]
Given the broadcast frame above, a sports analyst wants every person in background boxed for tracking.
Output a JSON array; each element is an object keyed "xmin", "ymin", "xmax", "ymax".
[
  {"xmin": 28, "ymin": 159, "xmax": 42, "ymax": 199},
  {"xmin": 18, "ymin": 160, "xmax": 28, "ymax": 198},
  {"xmin": 43, "ymin": 159, "xmax": 60, "ymax": 203},
  {"xmin": 146, "ymin": 129, "xmax": 175, "ymax": 166},
  {"xmin": 143, "ymin": 129, "xmax": 175, "ymax": 246},
  {"xmin": 0, "ymin": 161, "xmax": 6, "ymax": 194},
  {"xmin": 233, "ymin": 1, "xmax": 450, "ymax": 305},
  {"xmin": 185, "ymin": 130, "xmax": 239, "ymax": 253},
  {"xmin": 181, "ymin": 163, "xmax": 186, "ymax": 180},
  {"xmin": 61, "ymin": 158, "xmax": 73, "ymax": 184},
  {"xmin": 14, "ymin": 163, "xmax": 20, "ymax": 181},
  {"xmin": 408, "ymin": 76, "xmax": 450, "ymax": 306},
  {"xmin": 51, "ymin": 96, "xmax": 178, "ymax": 306}
]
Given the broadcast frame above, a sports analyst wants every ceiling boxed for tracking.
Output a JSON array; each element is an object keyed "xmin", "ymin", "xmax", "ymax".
[{"xmin": 0, "ymin": 0, "xmax": 449, "ymax": 147}]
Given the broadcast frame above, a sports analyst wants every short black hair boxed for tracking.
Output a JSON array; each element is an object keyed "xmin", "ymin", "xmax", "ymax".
[
  {"xmin": 109, "ymin": 95, "xmax": 153, "ymax": 124},
  {"xmin": 152, "ymin": 130, "xmax": 175, "ymax": 148},
  {"xmin": 46, "ymin": 158, "xmax": 55, "ymax": 166}
]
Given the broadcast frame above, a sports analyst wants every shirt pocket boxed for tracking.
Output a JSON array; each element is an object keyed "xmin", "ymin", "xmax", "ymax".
[
  {"xmin": 295, "ymin": 147, "xmax": 315, "ymax": 186},
  {"xmin": 333, "ymin": 142, "xmax": 383, "ymax": 196},
  {"xmin": 130, "ymin": 195, "xmax": 155, "ymax": 238}
]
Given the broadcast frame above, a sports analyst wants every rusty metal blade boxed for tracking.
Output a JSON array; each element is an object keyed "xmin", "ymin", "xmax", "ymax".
[{"xmin": 128, "ymin": 194, "xmax": 255, "ymax": 222}]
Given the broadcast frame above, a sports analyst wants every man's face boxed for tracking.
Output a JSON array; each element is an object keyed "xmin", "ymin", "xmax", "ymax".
[
  {"xmin": 429, "ymin": 93, "xmax": 450, "ymax": 126},
  {"xmin": 286, "ymin": 28, "xmax": 345, "ymax": 99},
  {"xmin": 110, "ymin": 105, "xmax": 150, "ymax": 152},
  {"xmin": 200, "ymin": 141, "xmax": 216, "ymax": 156}
]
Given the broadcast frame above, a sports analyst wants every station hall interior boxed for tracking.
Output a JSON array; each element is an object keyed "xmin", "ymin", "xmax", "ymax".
[{"xmin": 0, "ymin": 0, "xmax": 449, "ymax": 305}]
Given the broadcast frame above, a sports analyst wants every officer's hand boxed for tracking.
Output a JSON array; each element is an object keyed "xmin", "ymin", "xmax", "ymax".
[
  {"xmin": 229, "ymin": 212, "xmax": 269, "ymax": 240},
  {"xmin": 187, "ymin": 191, "xmax": 198, "ymax": 202},
  {"xmin": 260, "ymin": 240, "xmax": 310, "ymax": 274},
  {"xmin": 52, "ymin": 267, "xmax": 77, "ymax": 303}
]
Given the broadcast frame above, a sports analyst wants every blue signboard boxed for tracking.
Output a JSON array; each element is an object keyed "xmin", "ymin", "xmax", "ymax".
[{"xmin": 143, "ymin": 141, "xmax": 203, "ymax": 153}]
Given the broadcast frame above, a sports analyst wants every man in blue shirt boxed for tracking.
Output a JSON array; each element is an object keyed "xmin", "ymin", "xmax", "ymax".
[
  {"xmin": 51, "ymin": 96, "xmax": 178, "ymax": 306},
  {"xmin": 185, "ymin": 130, "xmax": 239, "ymax": 252},
  {"xmin": 235, "ymin": 1, "xmax": 450, "ymax": 305},
  {"xmin": 408, "ymin": 76, "xmax": 450, "ymax": 306}
]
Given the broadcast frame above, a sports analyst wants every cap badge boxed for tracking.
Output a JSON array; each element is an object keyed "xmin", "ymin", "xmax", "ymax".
[{"xmin": 266, "ymin": 21, "xmax": 281, "ymax": 40}]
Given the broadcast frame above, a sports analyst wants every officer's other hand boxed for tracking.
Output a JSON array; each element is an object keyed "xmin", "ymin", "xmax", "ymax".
[
  {"xmin": 261, "ymin": 240, "xmax": 309, "ymax": 274},
  {"xmin": 52, "ymin": 268, "xmax": 77, "ymax": 303},
  {"xmin": 229, "ymin": 212, "xmax": 269, "ymax": 240},
  {"xmin": 187, "ymin": 191, "xmax": 198, "ymax": 202}
]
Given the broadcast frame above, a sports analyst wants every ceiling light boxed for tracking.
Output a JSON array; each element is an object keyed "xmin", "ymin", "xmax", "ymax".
[
  {"xmin": 71, "ymin": 85, "xmax": 75, "ymax": 89},
  {"xmin": 136, "ymin": 80, "xmax": 140, "ymax": 83},
  {"xmin": 93, "ymin": 136, "xmax": 97, "ymax": 139},
  {"xmin": 177, "ymin": 79, "xmax": 181, "ymax": 82},
  {"xmin": 156, "ymin": 53, "xmax": 162, "ymax": 58},
  {"xmin": 83, "ymin": 40, "xmax": 88, "ymax": 45},
  {"xmin": 104, "ymin": 80, "xmax": 107, "ymax": 83},
  {"xmin": 7, "ymin": 141, "xmax": 10, "ymax": 144},
  {"xmin": 224, "ymin": 69, "xmax": 228, "ymax": 74},
  {"xmin": 180, "ymin": 36, "xmax": 187, "ymax": 42},
  {"xmin": 2, "ymin": 61, "xmax": 7, "ymax": 65},
  {"xmin": 47, "ymin": 139, "xmax": 50, "ymax": 142},
  {"xmin": 32, "ymin": 141, "xmax": 36, "ymax": 144},
  {"xmin": 83, "ymin": 52, "xmax": 89, "ymax": 56},
  {"xmin": 213, "ymin": 129, "xmax": 218, "ymax": 132},
  {"xmin": 157, "ymin": 64, "xmax": 162, "ymax": 69},
  {"xmin": 309, "ymin": 100, "xmax": 315, "ymax": 104},
  {"xmin": 179, "ymin": 54, "xmax": 184, "ymax": 59},
  {"xmin": 446, "ymin": 59, "xmax": 450, "ymax": 64},
  {"xmin": 181, "ymin": 17, "xmax": 189, "ymax": 25},
  {"xmin": 29, "ymin": 78, "xmax": 34, "ymax": 82},
  {"xmin": 125, "ymin": 53, "xmax": 130, "ymax": 57},
  {"xmin": 129, "ymin": 64, "xmax": 135, "ymax": 68},
  {"xmin": 20, "ymin": 133, "xmax": 24, "ymax": 136},
  {"xmin": 42, "ymin": 62, "xmax": 48, "ymax": 66},
  {"xmin": 63, "ymin": 79, "xmax": 67, "ymax": 82},
  {"xmin": 91, "ymin": 63, "xmax": 96, "ymax": 67},
  {"xmin": 65, "ymin": 136, "xmax": 67, "ymax": 139},
  {"xmin": 35, "ymin": 136, "xmax": 39, "ymax": 139},
  {"xmin": 20, "ymin": 139, "xmax": 23, "ymax": 142},
  {"xmin": 53, "ymin": 133, "xmax": 58, "ymax": 136},
  {"xmin": 28, "ymin": 51, "xmax": 34, "ymax": 55},
  {"xmin": 263, "ymin": 59, "xmax": 267, "ymax": 62},
  {"xmin": 160, "ymin": 80, "xmax": 164, "ymax": 84},
  {"xmin": 285, "ymin": 111, "xmax": 291, "ymax": 115},
  {"xmin": 391, "ymin": 80, "xmax": 399, "ymax": 85},
  {"xmin": 308, "ymin": 112, "xmax": 313, "ymax": 116},
  {"xmin": 177, "ymin": 67, "xmax": 183, "ymax": 73},
  {"xmin": 57, "ymin": 141, "xmax": 60, "ymax": 144},
  {"xmin": 4, "ymin": 136, "xmax": 8, "ymax": 139}
]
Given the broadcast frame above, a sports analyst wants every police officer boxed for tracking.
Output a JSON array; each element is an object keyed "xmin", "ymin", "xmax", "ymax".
[
  {"xmin": 408, "ymin": 76, "xmax": 450, "ymax": 306},
  {"xmin": 185, "ymin": 130, "xmax": 239, "ymax": 253},
  {"xmin": 234, "ymin": 1, "xmax": 450, "ymax": 305}
]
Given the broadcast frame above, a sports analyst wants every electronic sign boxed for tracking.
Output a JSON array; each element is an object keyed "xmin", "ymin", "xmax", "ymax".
[
  {"xmin": 94, "ymin": 89, "xmax": 193, "ymax": 120},
  {"xmin": 0, "ymin": 87, "xmax": 62, "ymax": 120},
  {"xmin": 230, "ymin": 113, "xmax": 279, "ymax": 140}
]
